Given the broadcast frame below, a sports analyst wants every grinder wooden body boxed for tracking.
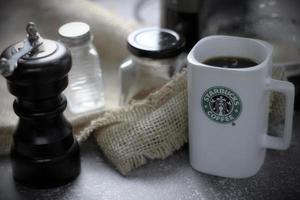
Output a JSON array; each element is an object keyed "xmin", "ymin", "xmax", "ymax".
[{"xmin": 0, "ymin": 33, "xmax": 80, "ymax": 188}]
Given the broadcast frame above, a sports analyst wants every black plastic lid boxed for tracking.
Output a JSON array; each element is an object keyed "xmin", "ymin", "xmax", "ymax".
[{"xmin": 127, "ymin": 27, "xmax": 185, "ymax": 59}]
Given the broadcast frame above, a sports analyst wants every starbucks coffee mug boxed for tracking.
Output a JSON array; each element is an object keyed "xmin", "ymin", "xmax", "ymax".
[{"xmin": 187, "ymin": 35, "xmax": 295, "ymax": 178}]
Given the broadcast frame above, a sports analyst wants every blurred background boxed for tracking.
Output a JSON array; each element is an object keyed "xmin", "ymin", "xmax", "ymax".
[
  {"xmin": 0, "ymin": 0, "xmax": 300, "ymax": 111},
  {"xmin": 91, "ymin": 0, "xmax": 160, "ymax": 25},
  {"xmin": 1, "ymin": 0, "xmax": 300, "ymax": 61}
]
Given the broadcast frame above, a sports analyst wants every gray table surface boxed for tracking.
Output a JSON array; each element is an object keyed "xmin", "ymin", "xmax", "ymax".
[{"xmin": 1, "ymin": 113, "xmax": 300, "ymax": 200}]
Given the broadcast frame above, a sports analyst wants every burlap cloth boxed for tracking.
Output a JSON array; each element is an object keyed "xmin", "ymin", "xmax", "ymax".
[
  {"xmin": 78, "ymin": 70, "xmax": 188, "ymax": 175},
  {"xmin": 0, "ymin": 0, "xmax": 286, "ymax": 175}
]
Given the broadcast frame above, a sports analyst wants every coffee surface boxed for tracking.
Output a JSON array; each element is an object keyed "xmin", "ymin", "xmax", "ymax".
[{"xmin": 204, "ymin": 57, "xmax": 258, "ymax": 68}]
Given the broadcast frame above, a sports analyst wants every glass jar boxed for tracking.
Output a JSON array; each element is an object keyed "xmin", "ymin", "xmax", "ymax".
[
  {"xmin": 59, "ymin": 22, "xmax": 105, "ymax": 114},
  {"xmin": 119, "ymin": 27, "xmax": 186, "ymax": 105}
]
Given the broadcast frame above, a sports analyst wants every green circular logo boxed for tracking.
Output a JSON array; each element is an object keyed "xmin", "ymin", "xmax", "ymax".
[{"xmin": 201, "ymin": 86, "xmax": 242, "ymax": 124}]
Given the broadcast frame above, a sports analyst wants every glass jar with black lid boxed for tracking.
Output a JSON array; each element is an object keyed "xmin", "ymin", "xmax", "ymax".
[{"xmin": 119, "ymin": 27, "xmax": 186, "ymax": 105}]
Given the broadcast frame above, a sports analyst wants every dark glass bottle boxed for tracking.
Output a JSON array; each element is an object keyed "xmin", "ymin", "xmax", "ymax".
[{"xmin": 161, "ymin": 0, "xmax": 201, "ymax": 51}]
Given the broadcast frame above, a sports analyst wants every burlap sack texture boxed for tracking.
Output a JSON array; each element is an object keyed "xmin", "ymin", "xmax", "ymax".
[{"xmin": 79, "ymin": 70, "xmax": 188, "ymax": 175}]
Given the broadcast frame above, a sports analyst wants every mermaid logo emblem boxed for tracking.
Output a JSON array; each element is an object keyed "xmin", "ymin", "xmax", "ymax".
[{"xmin": 201, "ymin": 86, "xmax": 242, "ymax": 124}]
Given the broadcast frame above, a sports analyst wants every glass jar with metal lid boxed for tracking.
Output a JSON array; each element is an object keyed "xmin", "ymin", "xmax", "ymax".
[
  {"xmin": 58, "ymin": 22, "xmax": 105, "ymax": 114},
  {"xmin": 119, "ymin": 27, "xmax": 186, "ymax": 105}
]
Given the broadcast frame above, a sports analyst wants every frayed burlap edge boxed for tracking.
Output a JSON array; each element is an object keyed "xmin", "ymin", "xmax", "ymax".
[
  {"xmin": 0, "ymin": 126, "xmax": 13, "ymax": 155},
  {"xmin": 269, "ymin": 67, "xmax": 286, "ymax": 125},
  {"xmin": 79, "ymin": 70, "xmax": 188, "ymax": 175}
]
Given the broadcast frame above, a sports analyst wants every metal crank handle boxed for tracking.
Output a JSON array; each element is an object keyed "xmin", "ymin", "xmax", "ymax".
[
  {"xmin": 0, "ymin": 40, "xmax": 33, "ymax": 77},
  {"xmin": 0, "ymin": 22, "xmax": 42, "ymax": 77}
]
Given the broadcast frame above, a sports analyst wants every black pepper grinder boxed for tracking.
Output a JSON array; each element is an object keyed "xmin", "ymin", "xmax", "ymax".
[{"xmin": 0, "ymin": 22, "xmax": 80, "ymax": 188}]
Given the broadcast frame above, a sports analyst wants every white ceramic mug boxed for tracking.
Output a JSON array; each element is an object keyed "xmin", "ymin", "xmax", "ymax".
[{"xmin": 187, "ymin": 35, "xmax": 295, "ymax": 178}]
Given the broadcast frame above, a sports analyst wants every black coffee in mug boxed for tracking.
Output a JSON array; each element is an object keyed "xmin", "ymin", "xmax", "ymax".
[{"xmin": 204, "ymin": 56, "xmax": 258, "ymax": 68}]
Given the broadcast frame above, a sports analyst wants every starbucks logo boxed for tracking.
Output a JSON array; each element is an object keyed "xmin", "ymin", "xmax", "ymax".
[{"xmin": 201, "ymin": 86, "xmax": 242, "ymax": 124}]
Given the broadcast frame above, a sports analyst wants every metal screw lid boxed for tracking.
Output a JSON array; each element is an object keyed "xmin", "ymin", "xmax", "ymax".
[{"xmin": 58, "ymin": 22, "xmax": 92, "ymax": 46}]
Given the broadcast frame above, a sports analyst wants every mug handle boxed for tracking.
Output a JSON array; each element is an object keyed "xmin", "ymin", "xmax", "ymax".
[{"xmin": 262, "ymin": 78, "xmax": 295, "ymax": 150}]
